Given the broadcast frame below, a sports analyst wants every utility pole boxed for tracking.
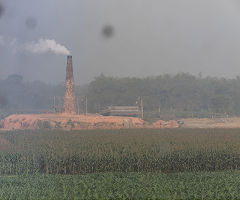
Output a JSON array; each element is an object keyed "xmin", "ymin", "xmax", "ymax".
[
  {"xmin": 53, "ymin": 96, "xmax": 56, "ymax": 112},
  {"xmin": 85, "ymin": 96, "xmax": 88, "ymax": 115},
  {"xmin": 140, "ymin": 97, "xmax": 144, "ymax": 120},
  {"xmin": 136, "ymin": 96, "xmax": 144, "ymax": 119},
  {"xmin": 77, "ymin": 96, "xmax": 80, "ymax": 115}
]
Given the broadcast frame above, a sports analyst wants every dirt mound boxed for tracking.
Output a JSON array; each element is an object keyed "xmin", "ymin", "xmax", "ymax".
[{"xmin": 1, "ymin": 114, "xmax": 149, "ymax": 130}]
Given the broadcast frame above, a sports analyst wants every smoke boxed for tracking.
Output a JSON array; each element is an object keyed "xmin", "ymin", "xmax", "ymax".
[
  {"xmin": 0, "ymin": 35, "xmax": 70, "ymax": 55},
  {"xmin": 25, "ymin": 39, "xmax": 70, "ymax": 55}
]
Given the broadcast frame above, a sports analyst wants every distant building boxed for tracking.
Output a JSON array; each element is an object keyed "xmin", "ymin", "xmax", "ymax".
[
  {"xmin": 63, "ymin": 56, "xmax": 76, "ymax": 114},
  {"xmin": 100, "ymin": 106, "xmax": 140, "ymax": 117}
]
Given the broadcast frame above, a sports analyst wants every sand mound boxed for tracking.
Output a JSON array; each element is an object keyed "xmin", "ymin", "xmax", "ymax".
[{"xmin": 1, "ymin": 113, "xmax": 149, "ymax": 130}]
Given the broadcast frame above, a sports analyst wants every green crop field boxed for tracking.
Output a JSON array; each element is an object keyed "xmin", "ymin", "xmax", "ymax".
[
  {"xmin": 0, "ymin": 171, "xmax": 240, "ymax": 200},
  {"xmin": 1, "ymin": 128, "xmax": 240, "ymax": 199},
  {"xmin": 1, "ymin": 128, "xmax": 240, "ymax": 174}
]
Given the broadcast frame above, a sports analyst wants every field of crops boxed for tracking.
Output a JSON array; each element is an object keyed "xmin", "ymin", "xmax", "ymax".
[
  {"xmin": 1, "ymin": 171, "xmax": 240, "ymax": 199},
  {"xmin": 1, "ymin": 128, "xmax": 240, "ymax": 175}
]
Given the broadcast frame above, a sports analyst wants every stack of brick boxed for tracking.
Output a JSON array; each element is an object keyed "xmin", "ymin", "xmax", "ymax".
[{"xmin": 153, "ymin": 120, "xmax": 179, "ymax": 128}]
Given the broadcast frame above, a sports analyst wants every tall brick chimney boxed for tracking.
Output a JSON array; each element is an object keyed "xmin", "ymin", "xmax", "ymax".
[{"xmin": 64, "ymin": 56, "xmax": 76, "ymax": 114}]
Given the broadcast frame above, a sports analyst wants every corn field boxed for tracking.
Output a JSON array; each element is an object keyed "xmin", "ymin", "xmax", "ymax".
[
  {"xmin": 1, "ymin": 129, "xmax": 240, "ymax": 175},
  {"xmin": 1, "ymin": 172, "xmax": 240, "ymax": 199}
]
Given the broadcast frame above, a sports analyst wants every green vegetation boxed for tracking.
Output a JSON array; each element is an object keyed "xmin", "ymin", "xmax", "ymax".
[
  {"xmin": 0, "ymin": 171, "xmax": 240, "ymax": 199},
  {"xmin": 87, "ymin": 74, "xmax": 240, "ymax": 118},
  {"xmin": 0, "ymin": 74, "xmax": 86, "ymax": 118},
  {"xmin": 3, "ymin": 73, "xmax": 240, "ymax": 118},
  {"xmin": 0, "ymin": 129, "xmax": 240, "ymax": 199},
  {"xmin": 1, "ymin": 129, "xmax": 240, "ymax": 175}
]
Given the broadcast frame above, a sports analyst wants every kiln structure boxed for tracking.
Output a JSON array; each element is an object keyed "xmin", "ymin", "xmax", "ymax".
[{"xmin": 63, "ymin": 56, "xmax": 76, "ymax": 114}]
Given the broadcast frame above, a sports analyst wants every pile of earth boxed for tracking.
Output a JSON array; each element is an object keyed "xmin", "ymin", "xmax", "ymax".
[
  {"xmin": 0, "ymin": 114, "xmax": 181, "ymax": 130},
  {"xmin": 0, "ymin": 114, "xmax": 148, "ymax": 130}
]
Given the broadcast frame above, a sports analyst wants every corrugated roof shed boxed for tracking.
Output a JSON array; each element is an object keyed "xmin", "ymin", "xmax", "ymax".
[{"xmin": 101, "ymin": 106, "xmax": 140, "ymax": 117}]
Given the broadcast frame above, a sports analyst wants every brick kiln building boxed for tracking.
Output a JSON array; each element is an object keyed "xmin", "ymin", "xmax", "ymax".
[{"xmin": 63, "ymin": 56, "xmax": 77, "ymax": 114}]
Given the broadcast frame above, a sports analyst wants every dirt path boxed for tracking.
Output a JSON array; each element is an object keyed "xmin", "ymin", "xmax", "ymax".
[{"xmin": 180, "ymin": 117, "xmax": 240, "ymax": 128}]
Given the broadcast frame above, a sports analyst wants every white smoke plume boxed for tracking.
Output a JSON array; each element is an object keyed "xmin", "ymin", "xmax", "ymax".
[
  {"xmin": 0, "ymin": 35, "xmax": 70, "ymax": 55},
  {"xmin": 25, "ymin": 39, "xmax": 70, "ymax": 55}
]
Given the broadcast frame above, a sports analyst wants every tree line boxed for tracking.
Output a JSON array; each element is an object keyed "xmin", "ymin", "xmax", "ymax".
[{"xmin": 1, "ymin": 73, "xmax": 240, "ymax": 119}]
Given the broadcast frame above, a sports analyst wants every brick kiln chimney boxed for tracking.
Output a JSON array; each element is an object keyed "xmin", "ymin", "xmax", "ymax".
[{"xmin": 64, "ymin": 56, "xmax": 76, "ymax": 114}]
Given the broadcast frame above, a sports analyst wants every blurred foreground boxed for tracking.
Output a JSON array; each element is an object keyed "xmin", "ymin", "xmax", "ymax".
[{"xmin": 0, "ymin": 171, "xmax": 239, "ymax": 200}]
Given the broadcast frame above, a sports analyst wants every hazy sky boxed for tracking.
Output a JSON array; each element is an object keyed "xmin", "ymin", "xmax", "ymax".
[{"xmin": 1, "ymin": 0, "xmax": 240, "ymax": 84}]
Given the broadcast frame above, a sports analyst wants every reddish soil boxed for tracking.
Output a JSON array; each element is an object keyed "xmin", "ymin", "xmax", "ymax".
[
  {"xmin": 0, "ymin": 113, "xmax": 146, "ymax": 130},
  {"xmin": 0, "ymin": 113, "xmax": 180, "ymax": 131},
  {"xmin": 153, "ymin": 120, "xmax": 179, "ymax": 129}
]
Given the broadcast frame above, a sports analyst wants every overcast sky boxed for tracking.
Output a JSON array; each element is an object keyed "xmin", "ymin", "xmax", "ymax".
[{"xmin": 1, "ymin": 0, "xmax": 240, "ymax": 84}]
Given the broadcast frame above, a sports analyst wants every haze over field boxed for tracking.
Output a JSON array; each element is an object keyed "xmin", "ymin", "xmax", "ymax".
[{"xmin": 1, "ymin": 0, "xmax": 240, "ymax": 84}]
